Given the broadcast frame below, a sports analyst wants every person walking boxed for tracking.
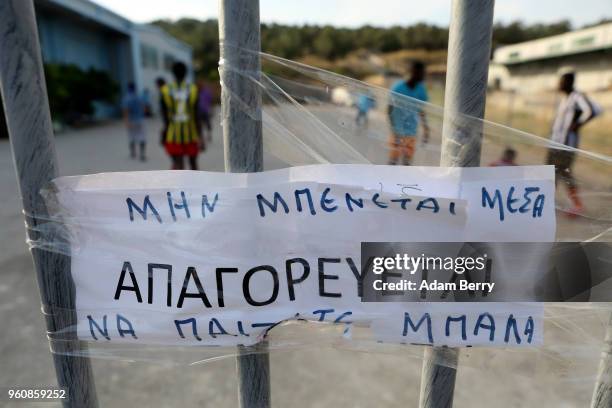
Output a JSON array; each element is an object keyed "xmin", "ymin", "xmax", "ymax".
[
  {"xmin": 197, "ymin": 80, "xmax": 213, "ymax": 143},
  {"xmin": 490, "ymin": 147, "xmax": 518, "ymax": 167},
  {"xmin": 387, "ymin": 61, "xmax": 430, "ymax": 165},
  {"xmin": 122, "ymin": 82, "xmax": 147, "ymax": 161},
  {"xmin": 160, "ymin": 62, "xmax": 203, "ymax": 170},
  {"xmin": 355, "ymin": 92, "xmax": 375, "ymax": 127},
  {"xmin": 547, "ymin": 70, "xmax": 601, "ymax": 215},
  {"xmin": 142, "ymin": 88, "xmax": 152, "ymax": 117},
  {"xmin": 155, "ymin": 77, "xmax": 166, "ymax": 106}
]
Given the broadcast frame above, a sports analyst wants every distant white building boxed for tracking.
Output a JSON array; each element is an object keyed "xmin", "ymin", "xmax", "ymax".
[
  {"xmin": 134, "ymin": 24, "xmax": 194, "ymax": 114},
  {"xmin": 489, "ymin": 22, "xmax": 612, "ymax": 93},
  {"xmin": 35, "ymin": 0, "xmax": 193, "ymax": 119}
]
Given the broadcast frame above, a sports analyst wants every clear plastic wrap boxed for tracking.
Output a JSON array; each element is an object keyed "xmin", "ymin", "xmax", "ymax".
[{"xmin": 23, "ymin": 48, "xmax": 612, "ymax": 381}]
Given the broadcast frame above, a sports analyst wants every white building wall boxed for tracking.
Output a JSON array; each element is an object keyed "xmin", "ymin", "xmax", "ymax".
[
  {"xmin": 490, "ymin": 23, "xmax": 612, "ymax": 94},
  {"xmin": 490, "ymin": 52, "xmax": 612, "ymax": 93},
  {"xmin": 133, "ymin": 25, "xmax": 194, "ymax": 114},
  {"xmin": 494, "ymin": 23, "xmax": 612, "ymax": 65}
]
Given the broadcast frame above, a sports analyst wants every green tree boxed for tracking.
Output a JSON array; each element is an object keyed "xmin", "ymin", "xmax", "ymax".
[
  {"xmin": 44, "ymin": 63, "xmax": 118, "ymax": 124},
  {"xmin": 152, "ymin": 18, "xmax": 583, "ymax": 80}
]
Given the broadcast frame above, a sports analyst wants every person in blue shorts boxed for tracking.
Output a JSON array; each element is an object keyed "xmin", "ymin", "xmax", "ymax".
[
  {"xmin": 122, "ymin": 82, "xmax": 147, "ymax": 161},
  {"xmin": 387, "ymin": 61, "xmax": 430, "ymax": 165}
]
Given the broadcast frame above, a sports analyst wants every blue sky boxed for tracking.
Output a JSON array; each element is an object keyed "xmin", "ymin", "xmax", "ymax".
[{"xmin": 94, "ymin": 0, "xmax": 611, "ymax": 28}]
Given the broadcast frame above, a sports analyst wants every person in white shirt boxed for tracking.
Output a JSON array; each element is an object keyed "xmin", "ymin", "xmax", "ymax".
[{"xmin": 547, "ymin": 71, "xmax": 601, "ymax": 215}]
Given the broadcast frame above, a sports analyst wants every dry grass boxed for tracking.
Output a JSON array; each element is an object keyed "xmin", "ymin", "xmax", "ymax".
[
  {"xmin": 380, "ymin": 49, "xmax": 447, "ymax": 75},
  {"xmin": 486, "ymin": 91, "xmax": 612, "ymax": 157}
]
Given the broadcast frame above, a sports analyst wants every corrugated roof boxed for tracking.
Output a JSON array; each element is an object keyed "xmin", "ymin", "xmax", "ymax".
[
  {"xmin": 40, "ymin": 0, "xmax": 133, "ymax": 34},
  {"xmin": 38, "ymin": 0, "xmax": 192, "ymax": 51}
]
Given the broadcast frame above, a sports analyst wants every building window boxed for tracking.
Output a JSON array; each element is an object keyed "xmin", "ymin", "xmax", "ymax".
[
  {"xmin": 508, "ymin": 51, "xmax": 520, "ymax": 61},
  {"xmin": 573, "ymin": 36, "xmax": 595, "ymax": 48},
  {"xmin": 493, "ymin": 77, "xmax": 502, "ymax": 90},
  {"xmin": 140, "ymin": 44, "xmax": 159, "ymax": 69},
  {"xmin": 163, "ymin": 54, "xmax": 175, "ymax": 71}
]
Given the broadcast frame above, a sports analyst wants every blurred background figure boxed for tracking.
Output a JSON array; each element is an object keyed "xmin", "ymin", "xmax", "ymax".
[
  {"xmin": 490, "ymin": 147, "xmax": 518, "ymax": 166},
  {"xmin": 197, "ymin": 79, "xmax": 213, "ymax": 144},
  {"xmin": 355, "ymin": 92, "xmax": 375, "ymax": 127},
  {"xmin": 387, "ymin": 61, "xmax": 430, "ymax": 165},
  {"xmin": 160, "ymin": 62, "xmax": 203, "ymax": 170},
  {"xmin": 547, "ymin": 70, "xmax": 602, "ymax": 215},
  {"xmin": 122, "ymin": 82, "xmax": 147, "ymax": 161},
  {"xmin": 155, "ymin": 78, "xmax": 166, "ymax": 98},
  {"xmin": 142, "ymin": 88, "xmax": 152, "ymax": 117},
  {"xmin": 155, "ymin": 77, "xmax": 169, "ymax": 163}
]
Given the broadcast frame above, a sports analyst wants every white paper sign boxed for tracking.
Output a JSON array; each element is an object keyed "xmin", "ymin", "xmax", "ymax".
[{"xmin": 49, "ymin": 164, "xmax": 555, "ymax": 347}]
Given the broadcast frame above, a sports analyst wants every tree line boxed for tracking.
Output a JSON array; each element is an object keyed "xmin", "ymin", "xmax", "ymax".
[{"xmin": 153, "ymin": 19, "xmax": 577, "ymax": 80}]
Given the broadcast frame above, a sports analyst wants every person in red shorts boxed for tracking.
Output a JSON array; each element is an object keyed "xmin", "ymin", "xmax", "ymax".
[
  {"xmin": 490, "ymin": 147, "xmax": 517, "ymax": 167},
  {"xmin": 160, "ymin": 61, "xmax": 204, "ymax": 170}
]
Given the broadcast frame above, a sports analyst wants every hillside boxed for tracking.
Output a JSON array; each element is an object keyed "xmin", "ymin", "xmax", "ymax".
[{"xmin": 152, "ymin": 19, "xmax": 575, "ymax": 81}]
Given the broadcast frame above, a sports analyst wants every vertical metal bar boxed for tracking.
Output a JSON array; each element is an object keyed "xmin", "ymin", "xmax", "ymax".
[
  {"xmin": 218, "ymin": 1, "xmax": 270, "ymax": 408},
  {"xmin": 0, "ymin": 1, "xmax": 98, "ymax": 407},
  {"xmin": 591, "ymin": 314, "xmax": 612, "ymax": 408},
  {"xmin": 419, "ymin": 347, "xmax": 459, "ymax": 408},
  {"xmin": 440, "ymin": 0, "xmax": 495, "ymax": 168},
  {"xmin": 219, "ymin": 0, "xmax": 264, "ymax": 173},
  {"xmin": 420, "ymin": 1, "xmax": 495, "ymax": 407},
  {"xmin": 236, "ymin": 342, "xmax": 271, "ymax": 408}
]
